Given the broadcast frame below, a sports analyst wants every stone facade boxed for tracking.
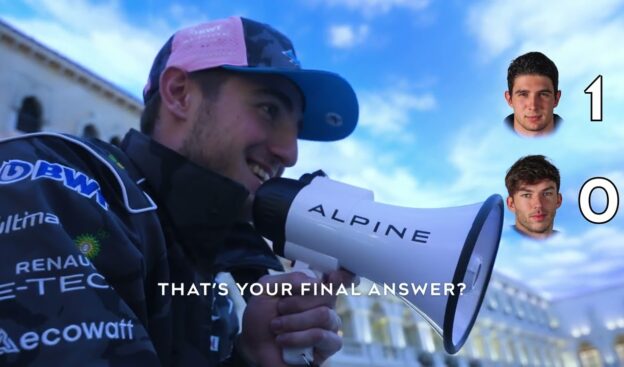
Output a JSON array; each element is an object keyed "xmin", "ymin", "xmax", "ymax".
[
  {"xmin": 0, "ymin": 19, "xmax": 141, "ymax": 141},
  {"xmin": 327, "ymin": 272, "xmax": 624, "ymax": 367}
]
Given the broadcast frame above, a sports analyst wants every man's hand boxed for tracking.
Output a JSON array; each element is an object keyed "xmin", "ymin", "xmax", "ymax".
[{"xmin": 238, "ymin": 269, "xmax": 356, "ymax": 366}]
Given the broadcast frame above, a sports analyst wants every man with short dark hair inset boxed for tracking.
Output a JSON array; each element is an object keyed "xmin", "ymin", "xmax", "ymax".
[
  {"xmin": 504, "ymin": 52, "xmax": 562, "ymax": 137},
  {"xmin": 505, "ymin": 155, "xmax": 562, "ymax": 239}
]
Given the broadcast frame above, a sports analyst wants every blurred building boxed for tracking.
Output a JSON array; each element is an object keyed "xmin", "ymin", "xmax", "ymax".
[
  {"xmin": 3, "ymin": 16, "xmax": 623, "ymax": 367},
  {"xmin": 551, "ymin": 285, "xmax": 624, "ymax": 367},
  {"xmin": 327, "ymin": 272, "xmax": 624, "ymax": 367},
  {"xmin": 0, "ymin": 18, "xmax": 141, "ymax": 142}
]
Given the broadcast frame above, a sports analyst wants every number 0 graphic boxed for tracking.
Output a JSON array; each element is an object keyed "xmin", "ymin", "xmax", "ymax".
[{"xmin": 584, "ymin": 75, "xmax": 603, "ymax": 121}]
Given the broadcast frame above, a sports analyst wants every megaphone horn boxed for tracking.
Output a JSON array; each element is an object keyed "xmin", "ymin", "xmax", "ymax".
[{"xmin": 253, "ymin": 171, "xmax": 504, "ymax": 362}]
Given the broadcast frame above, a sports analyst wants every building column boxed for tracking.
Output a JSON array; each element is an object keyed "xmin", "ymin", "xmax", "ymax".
[
  {"xmin": 386, "ymin": 302, "xmax": 406, "ymax": 347},
  {"xmin": 416, "ymin": 321, "xmax": 436, "ymax": 353},
  {"xmin": 350, "ymin": 296, "xmax": 372, "ymax": 344}
]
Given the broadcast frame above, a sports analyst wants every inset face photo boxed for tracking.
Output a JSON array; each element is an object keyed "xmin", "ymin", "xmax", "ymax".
[
  {"xmin": 504, "ymin": 52, "xmax": 562, "ymax": 137},
  {"xmin": 504, "ymin": 155, "xmax": 562, "ymax": 240}
]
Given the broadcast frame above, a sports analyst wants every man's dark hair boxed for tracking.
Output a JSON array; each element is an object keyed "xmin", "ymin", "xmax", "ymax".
[
  {"xmin": 507, "ymin": 52, "xmax": 559, "ymax": 93},
  {"xmin": 140, "ymin": 69, "xmax": 231, "ymax": 135},
  {"xmin": 505, "ymin": 155, "xmax": 560, "ymax": 196}
]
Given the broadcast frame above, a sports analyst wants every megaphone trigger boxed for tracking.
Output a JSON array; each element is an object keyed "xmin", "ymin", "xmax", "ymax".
[
  {"xmin": 291, "ymin": 260, "xmax": 321, "ymax": 281},
  {"xmin": 285, "ymin": 241, "xmax": 341, "ymax": 274}
]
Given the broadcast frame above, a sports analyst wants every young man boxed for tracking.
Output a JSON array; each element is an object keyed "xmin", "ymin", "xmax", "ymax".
[
  {"xmin": 0, "ymin": 17, "xmax": 358, "ymax": 366},
  {"xmin": 504, "ymin": 52, "xmax": 562, "ymax": 137},
  {"xmin": 505, "ymin": 155, "xmax": 562, "ymax": 239}
]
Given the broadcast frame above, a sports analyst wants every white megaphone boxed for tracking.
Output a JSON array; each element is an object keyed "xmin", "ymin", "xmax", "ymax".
[{"xmin": 253, "ymin": 171, "xmax": 504, "ymax": 365}]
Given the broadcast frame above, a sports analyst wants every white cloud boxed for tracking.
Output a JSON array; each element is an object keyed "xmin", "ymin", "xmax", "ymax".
[
  {"xmin": 468, "ymin": 0, "xmax": 624, "ymax": 107},
  {"xmin": 496, "ymin": 225, "xmax": 624, "ymax": 299},
  {"xmin": 467, "ymin": 0, "xmax": 623, "ymax": 59},
  {"xmin": 446, "ymin": 123, "xmax": 523, "ymax": 197},
  {"xmin": 328, "ymin": 24, "xmax": 369, "ymax": 48},
  {"xmin": 359, "ymin": 89, "xmax": 436, "ymax": 138},
  {"xmin": 519, "ymin": 249, "xmax": 587, "ymax": 267},
  {"xmin": 168, "ymin": 3, "xmax": 206, "ymax": 24},
  {"xmin": 285, "ymin": 136, "xmax": 462, "ymax": 209},
  {"xmin": 320, "ymin": 0, "xmax": 430, "ymax": 16}
]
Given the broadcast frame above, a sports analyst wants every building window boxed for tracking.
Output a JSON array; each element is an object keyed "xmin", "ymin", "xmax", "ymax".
[
  {"xmin": 472, "ymin": 334, "xmax": 486, "ymax": 358},
  {"xmin": 16, "ymin": 96, "xmax": 43, "ymax": 133},
  {"xmin": 82, "ymin": 124, "xmax": 100, "ymax": 139},
  {"xmin": 429, "ymin": 327, "xmax": 444, "ymax": 352},
  {"xmin": 546, "ymin": 344, "xmax": 562, "ymax": 367},
  {"xmin": 444, "ymin": 354, "xmax": 460, "ymax": 367},
  {"xmin": 549, "ymin": 313, "xmax": 560, "ymax": 329},
  {"xmin": 507, "ymin": 339, "xmax": 517, "ymax": 363},
  {"xmin": 417, "ymin": 351, "xmax": 435, "ymax": 367},
  {"xmin": 370, "ymin": 303, "xmax": 391, "ymax": 345},
  {"xmin": 501, "ymin": 290, "xmax": 513, "ymax": 315},
  {"xmin": 614, "ymin": 335, "xmax": 624, "ymax": 365},
  {"xmin": 578, "ymin": 341, "xmax": 603, "ymax": 367},
  {"xmin": 110, "ymin": 135, "xmax": 121, "ymax": 146},
  {"xmin": 533, "ymin": 346, "xmax": 544, "ymax": 366},
  {"xmin": 490, "ymin": 332, "xmax": 501, "ymax": 361},
  {"xmin": 336, "ymin": 297, "xmax": 355, "ymax": 341},
  {"xmin": 538, "ymin": 307, "xmax": 550, "ymax": 326},
  {"xmin": 547, "ymin": 347, "xmax": 559, "ymax": 367},
  {"xmin": 402, "ymin": 309, "xmax": 422, "ymax": 350},
  {"xmin": 518, "ymin": 341, "xmax": 530, "ymax": 365},
  {"xmin": 486, "ymin": 291, "xmax": 499, "ymax": 310},
  {"xmin": 514, "ymin": 298, "xmax": 526, "ymax": 320},
  {"xmin": 525, "ymin": 302, "xmax": 537, "ymax": 323}
]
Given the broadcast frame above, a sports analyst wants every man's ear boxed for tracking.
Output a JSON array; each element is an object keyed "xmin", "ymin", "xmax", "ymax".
[
  {"xmin": 553, "ymin": 90, "xmax": 562, "ymax": 107},
  {"xmin": 506, "ymin": 196, "xmax": 516, "ymax": 212},
  {"xmin": 159, "ymin": 67, "xmax": 193, "ymax": 121},
  {"xmin": 556, "ymin": 192, "xmax": 562, "ymax": 209},
  {"xmin": 504, "ymin": 90, "xmax": 513, "ymax": 106}
]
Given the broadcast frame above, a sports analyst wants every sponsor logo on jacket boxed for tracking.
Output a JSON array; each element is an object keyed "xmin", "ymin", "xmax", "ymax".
[
  {"xmin": 0, "ymin": 159, "xmax": 108, "ymax": 210},
  {"xmin": 0, "ymin": 211, "xmax": 60, "ymax": 235},
  {"xmin": 0, "ymin": 319, "xmax": 134, "ymax": 355}
]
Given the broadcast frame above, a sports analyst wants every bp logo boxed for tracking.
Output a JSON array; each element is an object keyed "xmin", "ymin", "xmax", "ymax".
[
  {"xmin": 106, "ymin": 154, "xmax": 125, "ymax": 170},
  {"xmin": 74, "ymin": 234, "xmax": 101, "ymax": 260}
]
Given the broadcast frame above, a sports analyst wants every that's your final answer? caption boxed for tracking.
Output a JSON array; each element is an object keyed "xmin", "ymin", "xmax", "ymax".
[{"xmin": 157, "ymin": 282, "xmax": 468, "ymax": 297}]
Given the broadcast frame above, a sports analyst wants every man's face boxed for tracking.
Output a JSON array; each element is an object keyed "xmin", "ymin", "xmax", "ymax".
[
  {"xmin": 504, "ymin": 74, "xmax": 561, "ymax": 136},
  {"xmin": 506, "ymin": 179, "xmax": 562, "ymax": 239},
  {"xmin": 181, "ymin": 73, "xmax": 303, "ymax": 195}
]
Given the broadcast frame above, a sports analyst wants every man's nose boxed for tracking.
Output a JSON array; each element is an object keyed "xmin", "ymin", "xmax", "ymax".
[
  {"xmin": 269, "ymin": 130, "xmax": 298, "ymax": 169},
  {"xmin": 532, "ymin": 195, "xmax": 544, "ymax": 209},
  {"xmin": 527, "ymin": 94, "xmax": 539, "ymax": 109}
]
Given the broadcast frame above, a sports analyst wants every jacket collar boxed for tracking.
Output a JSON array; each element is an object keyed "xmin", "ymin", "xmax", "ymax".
[{"xmin": 121, "ymin": 129, "xmax": 251, "ymax": 268}]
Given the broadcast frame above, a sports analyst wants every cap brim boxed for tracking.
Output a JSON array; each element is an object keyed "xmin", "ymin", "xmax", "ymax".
[{"xmin": 222, "ymin": 66, "xmax": 358, "ymax": 141}]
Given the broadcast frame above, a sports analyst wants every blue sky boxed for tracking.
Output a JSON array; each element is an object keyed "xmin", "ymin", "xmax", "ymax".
[{"xmin": 2, "ymin": 0, "xmax": 624, "ymax": 300}]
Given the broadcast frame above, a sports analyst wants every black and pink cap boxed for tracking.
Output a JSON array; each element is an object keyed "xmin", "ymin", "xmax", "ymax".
[{"xmin": 143, "ymin": 16, "xmax": 359, "ymax": 142}]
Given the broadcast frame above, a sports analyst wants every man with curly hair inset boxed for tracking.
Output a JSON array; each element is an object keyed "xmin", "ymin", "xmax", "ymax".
[{"xmin": 505, "ymin": 155, "xmax": 562, "ymax": 239}]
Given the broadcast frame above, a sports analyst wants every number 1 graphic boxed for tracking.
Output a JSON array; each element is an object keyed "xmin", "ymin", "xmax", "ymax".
[{"xmin": 584, "ymin": 75, "xmax": 603, "ymax": 121}]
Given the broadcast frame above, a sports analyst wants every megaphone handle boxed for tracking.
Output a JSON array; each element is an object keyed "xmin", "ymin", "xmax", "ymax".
[{"xmin": 283, "ymin": 261, "xmax": 318, "ymax": 366}]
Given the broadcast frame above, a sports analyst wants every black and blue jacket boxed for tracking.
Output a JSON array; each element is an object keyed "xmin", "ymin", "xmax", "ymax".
[{"xmin": 0, "ymin": 129, "xmax": 282, "ymax": 366}]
